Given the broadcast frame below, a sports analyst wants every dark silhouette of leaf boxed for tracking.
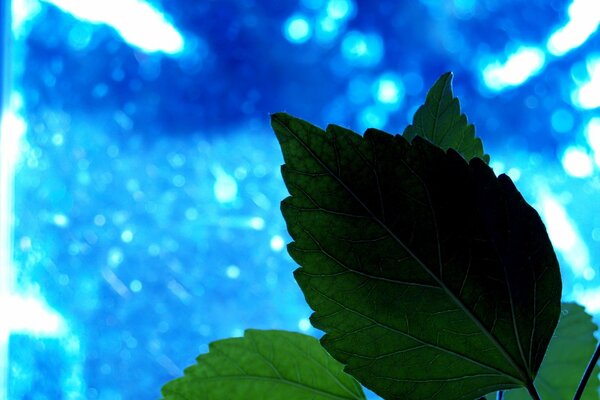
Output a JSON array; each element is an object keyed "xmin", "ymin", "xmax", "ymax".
[
  {"xmin": 272, "ymin": 112, "xmax": 561, "ymax": 400},
  {"xmin": 403, "ymin": 72, "xmax": 490, "ymax": 163},
  {"xmin": 161, "ymin": 329, "xmax": 366, "ymax": 400},
  {"xmin": 503, "ymin": 303, "xmax": 599, "ymax": 400}
]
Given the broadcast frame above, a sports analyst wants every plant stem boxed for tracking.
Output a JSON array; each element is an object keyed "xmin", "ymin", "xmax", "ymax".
[
  {"xmin": 527, "ymin": 383, "xmax": 541, "ymax": 400},
  {"xmin": 497, "ymin": 390, "xmax": 504, "ymax": 400},
  {"xmin": 573, "ymin": 342, "xmax": 600, "ymax": 400}
]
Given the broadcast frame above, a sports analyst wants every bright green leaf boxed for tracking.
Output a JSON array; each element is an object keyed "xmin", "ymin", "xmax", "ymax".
[
  {"xmin": 272, "ymin": 112, "xmax": 562, "ymax": 400},
  {"xmin": 503, "ymin": 303, "xmax": 599, "ymax": 400},
  {"xmin": 403, "ymin": 72, "xmax": 490, "ymax": 163},
  {"xmin": 161, "ymin": 329, "xmax": 366, "ymax": 400}
]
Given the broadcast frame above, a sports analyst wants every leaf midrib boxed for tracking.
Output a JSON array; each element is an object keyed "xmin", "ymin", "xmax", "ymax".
[{"xmin": 274, "ymin": 115, "xmax": 530, "ymax": 385}]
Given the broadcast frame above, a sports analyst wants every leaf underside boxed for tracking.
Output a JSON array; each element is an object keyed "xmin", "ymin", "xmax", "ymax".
[
  {"xmin": 272, "ymin": 113, "xmax": 562, "ymax": 400},
  {"xmin": 502, "ymin": 303, "xmax": 600, "ymax": 400},
  {"xmin": 161, "ymin": 329, "xmax": 366, "ymax": 400},
  {"xmin": 403, "ymin": 72, "xmax": 490, "ymax": 164}
]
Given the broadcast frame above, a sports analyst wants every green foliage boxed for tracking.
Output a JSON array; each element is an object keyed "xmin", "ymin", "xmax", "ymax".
[
  {"xmin": 403, "ymin": 72, "xmax": 490, "ymax": 163},
  {"xmin": 161, "ymin": 73, "xmax": 599, "ymax": 400},
  {"xmin": 271, "ymin": 105, "xmax": 561, "ymax": 399},
  {"xmin": 502, "ymin": 303, "xmax": 599, "ymax": 400},
  {"xmin": 161, "ymin": 329, "xmax": 366, "ymax": 400}
]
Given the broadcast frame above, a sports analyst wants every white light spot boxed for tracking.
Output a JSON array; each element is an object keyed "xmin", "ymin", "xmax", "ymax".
[
  {"xmin": 585, "ymin": 117, "xmax": 600, "ymax": 167},
  {"xmin": 374, "ymin": 73, "xmax": 404, "ymax": 105},
  {"xmin": 129, "ymin": 279, "xmax": 143, "ymax": 292},
  {"xmin": 43, "ymin": 0, "xmax": 185, "ymax": 55},
  {"xmin": 249, "ymin": 217, "xmax": 265, "ymax": 231},
  {"xmin": 121, "ymin": 229, "xmax": 134, "ymax": 243},
  {"xmin": 482, "ymin": 46, "xmax": 546, "ymax": 91},
  {"xmin": 51, "ymin": 133, "xmax": 64, "ymax": 146},
  {"xmin": 12, "ymin": 0, "xmax": 43, "ymax": 37},
  {"xmin": 226, "ymin": 265, "xmax": 240, "ymax": 279},
  {"xmin": 536, "ymin": 189, "xmax": 590, "ymax": 277},
  {"xmin": 506, "ymin": 167, "xmax": 521, "ymax": 182},
  {"xmin": 231, "ymin": 328, "xmax": 243, "ymax": 338},
  {"xmin": 584, "ymin": 268, "xmax": 596, "ymax": 281},
  {"xmin": 0, "ymin": 294, "xmax": 66, "ymax": 336},
  {"xmin": 1, "ymin": 97, "xmax": 28, "ymax": 169},
  {"xmin": 52, "ymin": 214, "xmax": 69, "ymax": 227},
  {"xmin": 212, "ymin": 166, "xmax": 238, "ymax": 203},
  {"xmin": 298, "ymin": 318, "xmax": 311, "ymax": 332},
  {"xmin": 270, "ymin": 235, "xmax": 285, "ymax": 252},
  {"xmin": 341, "ymin": 31, "xmax": 384, "ymax": 67},
  {"xmin": 561, "ymin": 146, "xmax": 594, "ymax": 178},
  {"xmin": 283, "ymin": 15, "xmax": 312, "ymax": 44},
  {"xmin": 573, "ymin": 57, "xmax": 600, "ymax": 109},
  {"xmin": 108, "ymin": 247, "xmax": 124, "ymax": 267},
  {"xmin": 490, "ymin": 160, "xmax": 506, "ymax": 175},
  {"xmin": 547, "ymin": 0, "xmax": 600, "ymax": 56}
]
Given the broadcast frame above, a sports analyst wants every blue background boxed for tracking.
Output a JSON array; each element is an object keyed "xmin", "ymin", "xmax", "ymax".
[{"xmin": 4, "ymin": 0, "xmax": 600, "ymax": 398}]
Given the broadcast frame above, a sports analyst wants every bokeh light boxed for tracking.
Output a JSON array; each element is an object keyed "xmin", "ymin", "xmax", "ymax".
[{"xmin": 3, "ymin": 0, "xmax": 600, "ymax": 399}]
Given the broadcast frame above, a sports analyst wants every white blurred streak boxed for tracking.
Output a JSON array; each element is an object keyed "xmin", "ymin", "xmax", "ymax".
[
  {"xmin": 547, "ymin": 0, "xmax": 600, "ymax": 56},
  {"xmin": 0, "ymin": 294, "xmax": 66, "ymax": 336},
  {"xmin": 572, "ymin": 56, "xmax": 600, "ymax": 109},
  {"xmin": 482, "ymin": 46, "xmax": 545, "ymax": 91},
  {"xmin": 535, "ymin": 186, "xmax": 590, "ymax": 278},
  {"xmin": 42, "ymin": 0, "xmax": 185, "ymax": 55},
  {"xmin": 585, "ymin": 117, "xmax": 600, "ymax": 167},
  {"xmin": 561, "ymin": 146, "xmax": 594, "ymax": 178}
]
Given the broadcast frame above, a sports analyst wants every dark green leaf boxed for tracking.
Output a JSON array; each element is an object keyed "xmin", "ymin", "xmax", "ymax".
[
  {"xmin": 403, "ymin": 72, "xmax": 490, "ymax": 163},
  {"xmin": 161, "ymin": 329, "xmax": 366, "ymax": 400},
  {"xmin": 503, "ymin": 303, "xmax": 599, "ymax": 400},
  {"xmin": 272, "ymin": 112, "xmax": 561, "ymax": 400}
]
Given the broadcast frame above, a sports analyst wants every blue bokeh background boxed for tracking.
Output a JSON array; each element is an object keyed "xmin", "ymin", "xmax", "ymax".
[{"xmin": 4, "ymin": 0, "xmax": 600, "ymax": 398}]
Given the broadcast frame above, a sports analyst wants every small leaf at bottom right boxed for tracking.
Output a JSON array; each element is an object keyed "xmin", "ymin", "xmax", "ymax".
[{"xmin": 504, "ymin": 303, "xmax": 599, "ymax": 400}]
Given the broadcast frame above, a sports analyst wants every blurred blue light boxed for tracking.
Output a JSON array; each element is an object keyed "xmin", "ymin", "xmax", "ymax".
[
  {"xmin": 358, "ymin": 105, "xmax": 387, "ymax": 131},
  {"xmin": 547, "ymin": 0, "xmax": 600, "ymax": 56},
  {"xmin": 42, "ymin": 0, "xmax": 185, "ymax": 55},
  {"xmin": 300, "ymin": 0, "xmax": 325, "ymax": 10},
  {"xmin": 347, "ymin": 77, "xmax": 370, "ymax": 104},
  {"xmin": 341, "ymin": 31, "xmax": 384, "ymax": 67},
  {"xmin": 67, "ymin": 24, "xmax": 93, "ymax": 50},
  {"xmin": 453, "ymin": 0, "xmax": 475, "ymax": 15},
  {"xmin": 315, "ymin": 15, "xmax": 340, "ymax": 43},
  {"xmin": 10, "ymin": 0, "xmax": 600, "ymax": 397},
  {"xmin": 482, "ymin": 46, "xmax": 545, "ymax": 91},
  {"xmin": 283, "ymin": 14, "xmax": 312, "ymax": 44},
  {"xmin": 326, "ymin": 0, "xmax": 354, "ymax": 20},
  {"xmin": 402, "ymin": 72, "xmax": 424, "ymax": 96},
  {"xmin": 551, "ymin": 109, "xmax": 575, "ymax": 133}
]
